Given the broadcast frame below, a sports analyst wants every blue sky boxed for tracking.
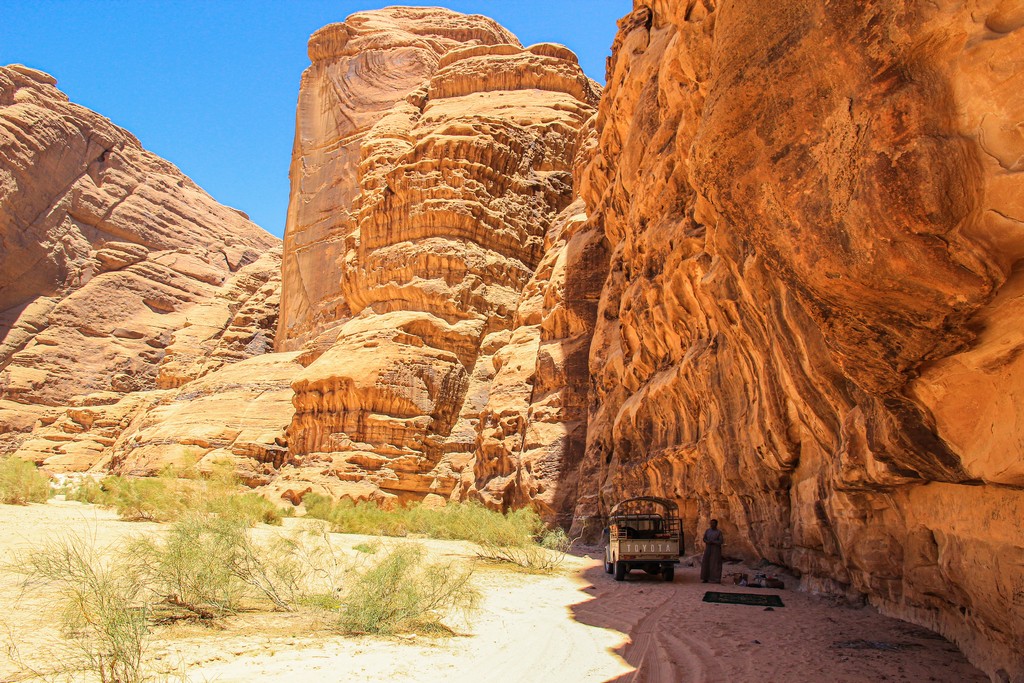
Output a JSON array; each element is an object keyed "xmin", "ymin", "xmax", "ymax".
[{"xmin": 1, "ymin": 1, "xmax": 629, "ymax": 238}]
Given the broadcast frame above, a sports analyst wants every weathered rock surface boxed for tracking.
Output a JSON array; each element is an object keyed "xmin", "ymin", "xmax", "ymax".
[
  {"xmin": 569, "ymin": 1, "xmax": 1024, "ymax": 678},
  {"xmin": 4, "ymin": 5, "xmax": 1022, "ymax": 677},
  {"xmin": 0, "ymin": 64, "xmax": 283, "ymax": 466},
  {"xmin": 276, "ymin": 7, "xmax": 520, "ymax": 350},
  {"xmin": 277, "ymin": 7, "xmax": 601, "ymax": 506}
]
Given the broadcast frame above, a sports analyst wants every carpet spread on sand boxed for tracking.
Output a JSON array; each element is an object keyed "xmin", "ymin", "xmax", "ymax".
[{"xmin": 703, "ymin": 592, "xmax": 785, "ymax": 607}]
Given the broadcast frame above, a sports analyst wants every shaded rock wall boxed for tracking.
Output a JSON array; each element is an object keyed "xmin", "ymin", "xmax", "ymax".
[{"xmin": 571, "ymin": 1, "xmax": 1024, "ymax": 677}]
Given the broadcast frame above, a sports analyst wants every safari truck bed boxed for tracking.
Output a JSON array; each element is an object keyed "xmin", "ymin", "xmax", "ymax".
[{"xmin": 603, "ymin": 497, "xmax": 683, "ymax": 582}]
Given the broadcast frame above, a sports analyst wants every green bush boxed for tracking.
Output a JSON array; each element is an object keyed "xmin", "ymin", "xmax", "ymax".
[
  {"xmin": 69, "ymin": 472, "xmax": 287, "ymax": 526},
  {"xmin": 209, "ymin": 491, "xmax": 286, "ymax": 526},
  {"xmin": 475, "ymin": 525, "xmax": 572, "ymax": 572},
  {"xmin": 338, "ymin": 544, "xmax": 478, "ymax": 635},
  {"xmin": 302, "ymin": 495, "xmax": 542, "ymax": 546},
  {"xmin": 127, "ymin": 515, "xmax": 250, "ymax": 618},
  {"xmin": 0, "ymin": 457, "xmax": 50, "ymax": 505},
  {"xmin": 352, "ymin": 542, "xmax": 379, "ymax": 554},
  {"xmin": 21, "ymin": 535, "xmax": 150, "ymax": 683},
  {"xmin": 302, "ymin": 495, "xmax": 571, "ymax": 572}
]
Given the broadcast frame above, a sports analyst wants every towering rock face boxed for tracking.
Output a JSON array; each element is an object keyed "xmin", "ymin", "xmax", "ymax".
[
  {"xmin": 276, "ymin": 8, "xmax": 519, "ymax": 350},
  {"xmin": 573, "ymin": 0, "xmax": 1023, "ymax": 676},
  {"xmin": 0, "ymin": 64, "xmax": 284, "ymax": 467},
  {"xmin": 277, "ymin": 7, "xmax": 600, "ymax": 506}
]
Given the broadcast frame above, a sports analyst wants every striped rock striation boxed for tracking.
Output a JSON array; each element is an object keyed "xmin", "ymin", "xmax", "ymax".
[
  {"xmin": 276, "ymin": 7, "xmax": 601, "ymax": 506},
  {"xmin": 0, "ymin": 64, "xmax": 285, "ymax": 470},
  {"xmin": 569, "ymin": 1, "xmax": 1024, "ymax": 678},
  {"xmin": 3, "ymin": 5, "xmax": 1022, "ymax": 677}
]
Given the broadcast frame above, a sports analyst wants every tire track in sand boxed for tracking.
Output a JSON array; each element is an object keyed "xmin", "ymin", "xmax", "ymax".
[
  {"xmin": 620, "ymin": 583, "xmax": 679, "ymax": 683},
  {"xmin": 613, "ymin": 580, "xmax": 730, "ymax": 683}
]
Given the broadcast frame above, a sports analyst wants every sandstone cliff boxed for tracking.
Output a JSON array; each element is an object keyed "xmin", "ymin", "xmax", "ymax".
[
  {"xmin": 570, "ymin": 1, "xmax": 1024, "ymax": 677},
  {"xmin": 275, "ymin": 7, "xmax": 601, "ymax": 508},
  {"xmin": 4, "ymin": 5, "xmax": 1022, "ymax": 677},
  {"xmin": 0, "ymin": 64, "xmax": 285, "ymax": 470}
]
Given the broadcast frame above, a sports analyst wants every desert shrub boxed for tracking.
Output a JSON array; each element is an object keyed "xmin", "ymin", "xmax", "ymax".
[
  {"xmin": 102, "ymin": 476, "xmax": 199, "ymax": 522},
  {"xmin": 303, "ymin": 496, "xmax": 571, "ymax": 572},
  {"xmin": 475, "ymin": 526, "xmax": 573, "ymax": 572},
  {"xmin": 352, "ymin": 542, "xmax": 379, "ymax": 554},
  {"xmin": 69, "ymin": 472, "xmax": 287, "ymax": 526},
  {"xmin": 127, "ymin": 515, "xmax": 249, "ymax": 618},
  {"xmin": 209, "ymin": 491, "xmax": 286, "ymax": 526},
  {"xmin": 20, "ymin": 535, "xmax": 150, "ymax": 683},
  {"xmin": 0, "ymin": 456, "xmax": 50, "ymax": 505},
  {"xmin": 125, "ymin": 514, "xmax": 330, "ymax": 619},
  {"xmin": 337, "ymin": 544, "xmax": 478, "ymax": 635},
  {"xmin": 68, "ymin": 476, "xmax": 108, "ymax": 505},
  {"xmin": 302, "ymin": 495, "xmax": 541, "ymax": 546}
]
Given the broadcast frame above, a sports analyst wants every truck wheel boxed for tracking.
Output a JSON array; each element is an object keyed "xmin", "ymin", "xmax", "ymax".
[
  {"xmin": 614, "ymin": 561, "xmax": 627, "ymax": 581},
  {"xmin": 663, "ymin": 565, "xmax": 675, "ymax": 582}
]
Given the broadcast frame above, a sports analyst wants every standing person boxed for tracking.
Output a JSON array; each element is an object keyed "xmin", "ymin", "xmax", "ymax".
[{"xmin": 700, "ymin": 519, "xmax": 724, "ymax": 583}]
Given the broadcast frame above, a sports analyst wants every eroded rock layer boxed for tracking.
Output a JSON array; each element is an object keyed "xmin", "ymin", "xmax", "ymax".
[
  {"xmin": 0, "ymin": 65, "xmax": 284, "ymax": 467},
  {"xmin": 570, "ymin": 1, "xmax": 1024, "ymax": 678},
  {"xmin": 277, "ymin": 7, "xmax": 601, "ymax": 506}
]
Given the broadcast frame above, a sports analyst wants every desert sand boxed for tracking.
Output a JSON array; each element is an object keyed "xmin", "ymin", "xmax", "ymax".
[{"xmin": 0, "ymin": 501, "xmax": 986, "ymax": 683}]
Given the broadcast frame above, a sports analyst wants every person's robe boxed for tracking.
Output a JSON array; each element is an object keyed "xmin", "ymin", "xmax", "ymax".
[{"xmin": 700, "ymin": 528, "xmax": 724, "ymax": 582}]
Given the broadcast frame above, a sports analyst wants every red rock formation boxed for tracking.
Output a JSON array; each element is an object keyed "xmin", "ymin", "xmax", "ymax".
[
  {"xmin": 277, "ymin": 7, "xmax": 601, "ymax": 506},
  {"xmin": 572, "ymin": 1, "xmax": 1024, "ymax": 677},
  {"xmin": 4, "ymin": 6, "xmax": 1021, "ymax": 676},
  {"xmin": 276, "ymin": 7, "xmax": 520, "ymax": 351},
  {"xmin": 0, "ymin": 64, "xmax": 283, "ymax": 466}
]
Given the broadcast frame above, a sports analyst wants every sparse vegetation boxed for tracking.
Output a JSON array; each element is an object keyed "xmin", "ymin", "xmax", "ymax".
[
  {"xmin": 19, "ymin": 535, "xmax": 150, "ymax": 683},
  {"xmin": 475, "ymin": 525, "xmax": 573, "ymax": 572},
  {"xmin": 0, "ymin": 457, "xmax": 50, "ymax": 505},
  {"xmin": 10, "ymin": 511, "xmax": 481, "ymax": 680},
  {"xmin": 337, "ymin": 544, "xmax": 478, "ymax": 636},
  {"xmin": 127, "ymin": 515, "xmax": 251, "ymax": 619},
  {"xmin": 303, "ymin": 495, "xmax": 572, "ymax": 572},
  {"xmin": 70, "ymin": 465, "xmax": 288, "ymax": 526},
  {"xmin": 303, "ymin": 495, "xmax": 541, "ymax": 544},
  {"xmin": 352, "ymin": 541, "xmax": 379, "ymax": 554}
]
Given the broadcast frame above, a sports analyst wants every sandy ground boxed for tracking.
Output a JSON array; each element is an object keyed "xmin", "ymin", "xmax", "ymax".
[{"xmin": 0, "ymin": 501, "xmax": 987, "ymax": 683}]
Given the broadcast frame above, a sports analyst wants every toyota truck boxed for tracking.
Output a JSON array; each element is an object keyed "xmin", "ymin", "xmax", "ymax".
[{"xmin": 603, "ymin": 496, "xmax": 683, "ymax": 582}]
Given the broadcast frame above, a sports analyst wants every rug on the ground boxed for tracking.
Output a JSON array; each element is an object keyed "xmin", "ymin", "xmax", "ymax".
[{"xmin": 702, "ymin": 591, "xmax": 785, "ymax": 607}]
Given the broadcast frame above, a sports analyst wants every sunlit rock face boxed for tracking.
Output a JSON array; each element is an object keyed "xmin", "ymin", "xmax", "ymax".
[
  {"xmin": 0, "ymin": 65, "xmax": 282, "ymax": 463},
  {"xmin": 276, "ymin": 7, "xmax": 520, "ymax": 351},
  {"xmin": 571, "ymin": 0, "xmax": 1024, "ymax": 677},
  {"xmin": 278, "ymin": 7, "xmax": 600, "ymax": 505}
]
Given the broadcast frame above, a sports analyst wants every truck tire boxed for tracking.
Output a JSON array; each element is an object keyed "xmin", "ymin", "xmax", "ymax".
[
  {"xmin": 605, "ymin": 560, "xmax": 613, "ymax": 574},
  {"xmin": 614, "ymin": 561, "xmax": 627, "ymax": 581},
  {"xmin": 663, "ymin": 565, "xmax": 675, "ymax": 582}
]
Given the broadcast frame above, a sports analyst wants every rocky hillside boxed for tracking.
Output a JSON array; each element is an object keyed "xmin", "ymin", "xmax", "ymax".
[{"xmin": 0, "ymin": 64, "xmax": 284, "ymax": 471}]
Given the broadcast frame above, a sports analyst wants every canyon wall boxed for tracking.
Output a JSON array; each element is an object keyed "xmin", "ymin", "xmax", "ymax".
[
  {"xmin": 570, "ymin": 0, "xmax": 1024, "ymax": 677},
  {"xmin": 3, "ymin": 5, "xmax": 1023, "ymax": 676}
]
